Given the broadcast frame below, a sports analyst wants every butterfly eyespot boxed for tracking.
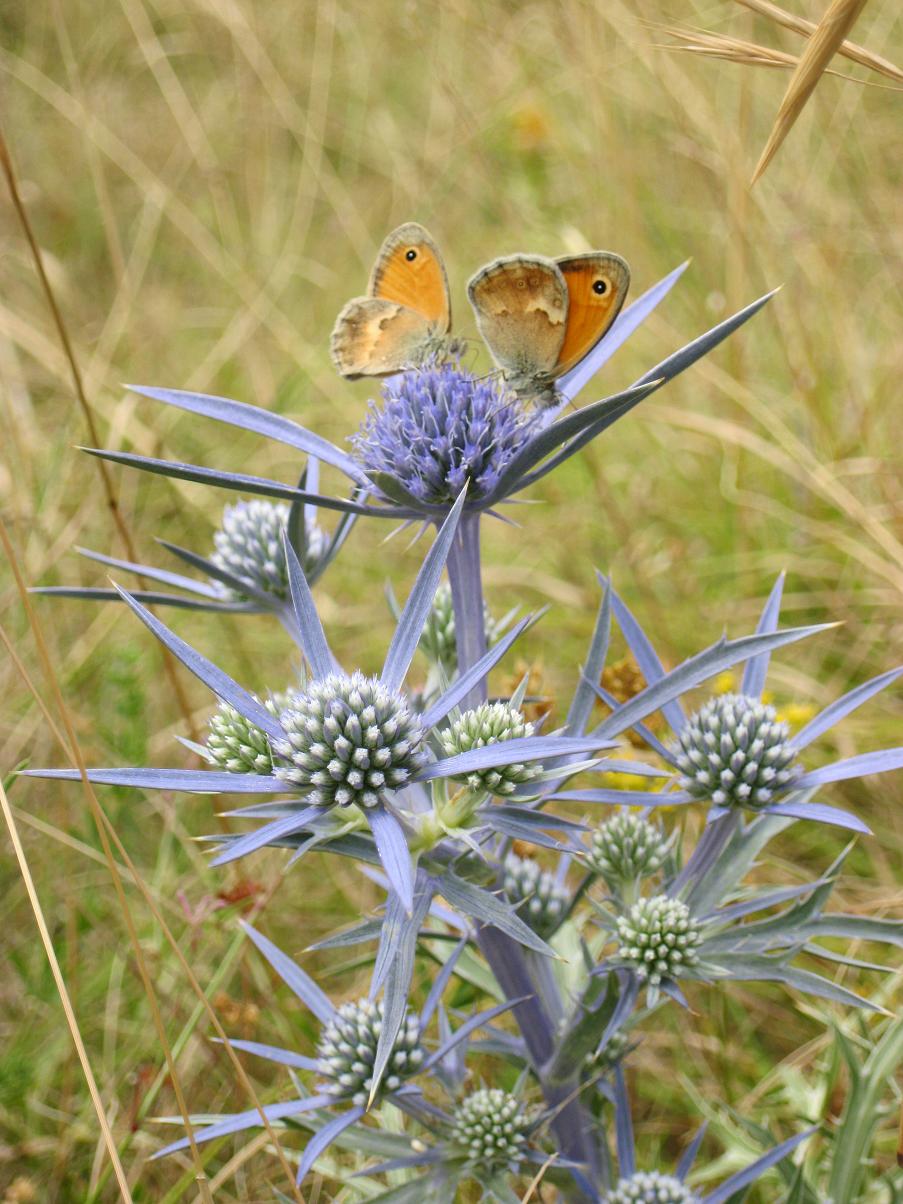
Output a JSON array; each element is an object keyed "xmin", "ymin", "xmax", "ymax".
[
  {"xmin": 593, "ymin": 278, "xmax": 609, "ymax": 295},
  {"xmin": 405, "ymin": 248, "xmax": 418, "ymax": 261}
]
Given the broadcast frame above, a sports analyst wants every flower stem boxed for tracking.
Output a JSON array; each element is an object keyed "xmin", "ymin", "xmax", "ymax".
[
  {"xmin": 446, "ymin": 511, "xmax": 488, "ymax": 710},
  {"xmin": 671, "ymin": 810, "xmax": 740, "ymax": 902},
  {"xmin": 445, "ymin": 511, "xmax": 600, "ymax": 1195}
]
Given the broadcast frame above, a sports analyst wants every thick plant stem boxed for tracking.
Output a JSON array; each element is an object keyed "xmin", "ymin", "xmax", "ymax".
[
  {"xmin": 446, "ymin": 512, "xmax": 489, "ymax": 710},
  {"xmin": 673, "ymin": 810, "xmax": 741, "ymax": 903},
  {"xmin": 445, "ymin": 511, "xmax": 600, "ymax": 1195}
]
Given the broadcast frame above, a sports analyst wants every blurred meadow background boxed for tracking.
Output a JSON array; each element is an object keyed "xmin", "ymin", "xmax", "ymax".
[{"xmin": 1, "ymin": 0, "xmax": 902, "ymax": 1199}]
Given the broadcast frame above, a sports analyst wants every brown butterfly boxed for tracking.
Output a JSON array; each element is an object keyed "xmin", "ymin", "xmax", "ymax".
[
  {"xmin": 467, "ymin": 251, "xmax": 630, "ymax": 407},
  {"xmin": 330, "ymin": 223, "xmax": 457, "ymax": 378}
]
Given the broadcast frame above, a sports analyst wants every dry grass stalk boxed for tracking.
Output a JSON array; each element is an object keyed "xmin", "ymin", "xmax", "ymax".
[
  {"xmin": 0, "ymin": 126, "xmax": 201, "ymax": 741},
  {"xmin": 0, "ymin": 777, "xmax": 135, "ymax": 1202},
  {"xmin": 750, "ymin": 0, "xmax": 871, "ymax": 185},
  {"xmin": 661, "ymin": 26, "xmax": 856, "ymax": 79},
  {"xmin": 736, "ymin": 0, "xmax": 903, "ymax": 84},
  {"xmin": 0, "ymin": 519, "xmax": 215, "ymax": 1200},
  {"xmin": 1, "ymin": 520, "xmax": 305, "ymax": 1204}
]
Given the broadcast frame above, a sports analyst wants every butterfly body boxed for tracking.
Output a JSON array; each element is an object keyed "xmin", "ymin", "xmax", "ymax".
[
  {"xmin": 468, "ymin": 250, "xmax": 630, "ymax": 408},
  {"xmin": 330, "ymin": 223, "xmax": 458, "ymax": 378}
]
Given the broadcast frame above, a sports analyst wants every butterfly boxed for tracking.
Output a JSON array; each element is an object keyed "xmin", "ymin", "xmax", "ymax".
[
  {"xmin": 330, "ymin": 222, "xmax": 459, "ymax": 378},
  {"xmin": 467, "ymin": 251, "xmax": 630, "ymax": 407}
]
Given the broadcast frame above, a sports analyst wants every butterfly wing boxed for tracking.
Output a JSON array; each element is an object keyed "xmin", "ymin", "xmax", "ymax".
[
  {"xmin": 467, "ymin": 255, "xmax": 568, "ymax": 378},
  {"xmin": 330, "ymin": 297, "xmax": 437, "ymax": 378},
  {"xmin": 553, "ymin": 253, "xmax": 630, "ymax": 376},
  {"xmin": 368, "ymin": 222, "xmax": 451, "ymax": 331}
]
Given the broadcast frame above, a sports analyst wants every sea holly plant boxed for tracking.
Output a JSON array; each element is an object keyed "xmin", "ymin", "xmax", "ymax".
[
  {"xmin": 151, "ymin": 921, "xmax": 523, "ymax": 1187},
  {"xmin": 64, "ymin": 261, "xmax": 774, "ymax": 677},
  {"xmin": 27, "ymin": 489, "xmax": 609, "ymax": 918},
  {"xmin": 602, "ymin": 1072, "xmax": 817, "ymax": 1204},
  {"xmin": 578, "ymin": 573, "xmax": 903, "ymax": 836},
  {"xmin": 25, "ymin": 250, "xmax": 903, "ymax": 1201},
  {"xmin": 33, "ymin": 458, "xmax": 353, "ymax": 621}
]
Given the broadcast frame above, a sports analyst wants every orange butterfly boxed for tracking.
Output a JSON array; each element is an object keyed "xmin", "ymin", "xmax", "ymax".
[
  {"xmin": 467, "ymin": 251, "xmax": 630, "ymax": 407},
  {"xmin": 330, "ymin": 223, "xmax": 458, "ymax": 378}
]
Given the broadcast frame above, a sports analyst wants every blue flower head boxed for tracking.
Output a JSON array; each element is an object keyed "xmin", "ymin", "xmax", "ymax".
[{"xmin": 352, "ymin": 363, "xmax": 538, "ymax": 507}]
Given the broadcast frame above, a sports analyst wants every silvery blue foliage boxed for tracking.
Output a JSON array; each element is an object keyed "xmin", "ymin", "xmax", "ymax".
[
  {"xmin": 608, "ymin": 1074, "xmax": 816, "ymax": 1204},
  {"xmin": 151, "ymin": 921, "xmax": 516, "ymax": 1184},
  {"xmin": 32, "ymin": 457, "xmax": 349, "ymax": 617},
  {"xmin": 26, "ymin": 253, "xmax": 903, "ymax": 1202}
]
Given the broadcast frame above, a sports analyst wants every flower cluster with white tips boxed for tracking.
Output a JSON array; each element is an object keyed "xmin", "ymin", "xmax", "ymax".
[
  {"xmin": 616, "ymin": 897, "xmax": 702, "ymax": 985},
  {"xmin": 503, "ymin": 852, "xmax": 569, "ymax": 937},
  {"xmin": 674, "ymin": 693, "xmax": 800, "ymax": 809},
  {"xmin": 439, "ymin": 702, "xmax": 540, "ymax": 796},
  {"xmin": 451, "ymin": 1088, "xmax": 529, "ymax": 1170},
  {"xmin": 604, "ymin": 1172, "xmax": 699, "ymax": 1203},
  {"xmin": 211, "ymin": 499, "xmax": 327, "ymax": 600},
  {"xmin": 206, "ymin": 700, "xmax": 278, "ymax": 774},
  {"xmin": 273, "ymin": 672, "xmax": 425, "ymax": 808},
  {"xmin": 206, "ymin": 691, "xmax": 301, "ymax": 774},
  {"xmin": 591, "ymin": 1027, "xmax": 631, "ymax": 1072},
  {"xmin": 420, "ymin": 583, "xmax": 496, "ymax": 677},
  {"xmin": 316, "ymin": 997, "xmax": 423, "ymax": 1107},
  {"xmin": 588, "ymin": 811, "xmax": 668, "ymax": 887}
]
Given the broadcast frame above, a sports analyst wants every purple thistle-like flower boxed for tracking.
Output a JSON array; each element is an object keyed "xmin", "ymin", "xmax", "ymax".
[{"xmin": 352, "ymin": 364, "xmax": 538, "ymax": 506}]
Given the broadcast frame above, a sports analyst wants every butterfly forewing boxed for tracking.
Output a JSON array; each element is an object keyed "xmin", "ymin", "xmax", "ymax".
[
  {"xmin": 554, "ymin": 253, "xmax": 630, "ymax": 375},
  {"xmin": 368, "ymin": 223, "xmax": 451, "ymax": 329}
]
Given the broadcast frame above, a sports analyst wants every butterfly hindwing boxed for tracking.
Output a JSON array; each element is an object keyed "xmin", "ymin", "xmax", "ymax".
[
  {"xmin": 329, "ymin": 297, "xmax": 436, "ymax": 378},
  {"xmin": 466, "ymin": 255, "xmax": 568, "ymax": 379}
]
